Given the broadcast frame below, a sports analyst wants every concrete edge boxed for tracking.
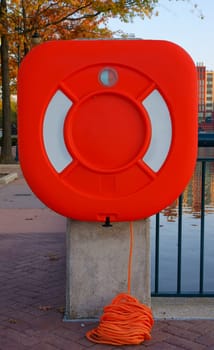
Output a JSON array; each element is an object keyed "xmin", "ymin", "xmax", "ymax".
[
  {"xmin": 154, "ymin": 317, "xmax": 214, "ymax": 320},
  {"xmin": 64, "ymin": 297, "xmax": 214, "ymax": 321},
  {"xmin": 63, "ymin": 315, "xmax": 99, "ymax": 323},
  {"xmin": 0, "ymin": 172, "xmax": 18, "ymax": 184},
  {"xmin": 151, "ymin": 297, "xmax": 214, "ymax": 320}
]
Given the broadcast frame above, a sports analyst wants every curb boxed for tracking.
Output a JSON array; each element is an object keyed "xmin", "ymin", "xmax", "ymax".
[{"xmin": 0, "ymin": 172, "xmax": 18, "ymax": 184}]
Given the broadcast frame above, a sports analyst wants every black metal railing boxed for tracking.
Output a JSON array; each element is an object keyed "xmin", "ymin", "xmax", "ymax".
[{"xmin": 151, "ymin": 155, "xmax": 214, "ymax": 297}]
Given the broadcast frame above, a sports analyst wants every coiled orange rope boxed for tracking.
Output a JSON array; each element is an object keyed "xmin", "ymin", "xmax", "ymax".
[{"xmin": 86, "ymin": 222, "xmax": 154, "ymax": 346}]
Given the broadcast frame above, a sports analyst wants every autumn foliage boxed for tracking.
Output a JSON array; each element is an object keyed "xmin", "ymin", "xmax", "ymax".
[
  {"xmin": 0, "ymin": 0, "xmax": 159, "ymax": 90},
  {"xmin": 0, "ymin": 0, "xmax": 196, "ymax": 162},
  {"xmin": 0, "ymin": 0, "xmax": 159, "ymax": 162}
]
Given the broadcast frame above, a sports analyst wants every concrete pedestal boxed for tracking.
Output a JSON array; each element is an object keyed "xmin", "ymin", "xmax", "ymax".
[{"xmin": 65, "ymin": 219, "xmax": 150, "ymax": 319}]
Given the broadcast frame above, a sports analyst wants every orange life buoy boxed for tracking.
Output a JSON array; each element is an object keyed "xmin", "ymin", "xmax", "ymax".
[{"xmin": 18, "ymin": 40, "xmax": 197, "ymax": 222}]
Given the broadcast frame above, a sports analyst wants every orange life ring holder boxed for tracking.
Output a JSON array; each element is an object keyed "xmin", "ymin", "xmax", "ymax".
[{"xmin": 18, "ymin": 40, "xmax": 198, "ymax": 222}]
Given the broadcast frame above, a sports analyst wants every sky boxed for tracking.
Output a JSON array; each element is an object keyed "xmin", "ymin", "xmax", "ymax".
[{"xmin": 108, "ymin": 0, "xmax": 214, "ymax": 70}]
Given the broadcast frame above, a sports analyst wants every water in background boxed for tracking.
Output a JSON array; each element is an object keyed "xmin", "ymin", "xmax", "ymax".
[{"xmin": 150, "ymin": 147, "xmax": 214, "ymax": 294}]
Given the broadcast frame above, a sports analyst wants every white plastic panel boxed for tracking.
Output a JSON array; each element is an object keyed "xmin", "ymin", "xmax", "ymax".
[
  {"xmin": 142, "ymin": 89, "xmax": 172, "ymax": 172},
  {"xmin": 43, "ymin": 90, "xmax": 73, "ymax": 172}
]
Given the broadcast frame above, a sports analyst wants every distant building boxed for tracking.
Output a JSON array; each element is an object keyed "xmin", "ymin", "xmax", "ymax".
[
  {"xmin": 196, "ymin": 63, "xmax": 214, "ymax": 131},
  {"xmin": 206, "ymin": 71, "xmax": 214, "ymax": 115}
]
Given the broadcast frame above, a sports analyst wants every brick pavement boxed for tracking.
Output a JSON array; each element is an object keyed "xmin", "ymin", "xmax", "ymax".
[{"xmin": 0, "ymin": 166, "xmax": 214, "ymax": 349}]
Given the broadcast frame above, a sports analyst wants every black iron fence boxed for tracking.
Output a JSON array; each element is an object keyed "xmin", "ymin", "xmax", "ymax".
[{"xmin": 151, "ymin": 152, "xmax": 214, "ymax": 297}]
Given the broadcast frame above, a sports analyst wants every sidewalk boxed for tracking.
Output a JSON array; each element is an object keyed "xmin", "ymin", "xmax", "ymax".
[{"xmin": 0, "ymin": 165, "xmax": 214, "ymax": 349}]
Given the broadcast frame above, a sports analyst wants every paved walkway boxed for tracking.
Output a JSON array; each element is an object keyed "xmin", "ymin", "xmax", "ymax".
[{"xmin": 0, "ymin": 165, "xmax": 214, "ymax": 349}]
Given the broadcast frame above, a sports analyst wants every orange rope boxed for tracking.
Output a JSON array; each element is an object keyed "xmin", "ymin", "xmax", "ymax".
[
  {"xmin": 86, "ymin": 222, "xmax": 154, "ymax": 346},
  {"xmin": 127, "ymin": 221, "xmax": 133, "ymax": 294}
]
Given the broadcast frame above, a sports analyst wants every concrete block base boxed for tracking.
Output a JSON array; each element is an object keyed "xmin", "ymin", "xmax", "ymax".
[{"xmin": 65, "ymin": 219, "xmax": 150, "ymax": 319}]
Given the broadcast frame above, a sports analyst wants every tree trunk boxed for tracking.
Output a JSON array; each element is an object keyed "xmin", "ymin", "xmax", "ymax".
[{"xmin": 0, "ymin": 0, "xmax": 13, "ymax": 163}]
